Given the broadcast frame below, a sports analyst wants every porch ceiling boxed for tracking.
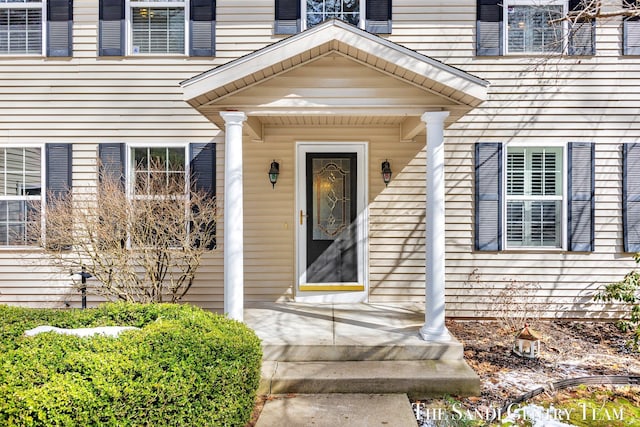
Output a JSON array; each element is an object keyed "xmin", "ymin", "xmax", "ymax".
[{"xmin": 181, "ymin": 19, "xmax": 489, "ymax": 141}]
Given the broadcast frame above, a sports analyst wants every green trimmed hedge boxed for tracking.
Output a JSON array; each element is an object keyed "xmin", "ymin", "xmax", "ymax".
[{"xmin": 0, "ymin": 303, "xmax": 262, "ymax": 426}]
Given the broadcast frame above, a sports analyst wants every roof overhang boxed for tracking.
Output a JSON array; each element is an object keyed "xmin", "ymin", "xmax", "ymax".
[{"xmin": 181, "ymin": 19, "xmax": 489, "ymax": 140}]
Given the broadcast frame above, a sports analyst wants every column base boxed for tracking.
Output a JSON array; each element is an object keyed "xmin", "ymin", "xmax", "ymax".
[{"xmin": 419, "ymin": 325, "xmax": 453, "ymax": 342}]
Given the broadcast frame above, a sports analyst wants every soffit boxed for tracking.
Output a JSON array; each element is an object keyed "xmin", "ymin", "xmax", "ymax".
[{"xmin": 181, "ymin": 19, "xmax": 489, "ymax": 135}]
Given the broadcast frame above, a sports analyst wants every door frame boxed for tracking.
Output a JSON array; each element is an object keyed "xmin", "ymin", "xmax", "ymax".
[{"xmin": 295, "ymin": 142, "xmax": 369, "ymax": 303}]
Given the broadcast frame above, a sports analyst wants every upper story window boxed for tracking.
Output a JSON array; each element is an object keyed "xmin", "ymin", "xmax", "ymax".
[
  {"xmin": 477, "ymin": 0, "xmax": 595, "ymax": 56},
  {"xmin": 0, "ymin": 0, "xmax": 73, "ymax": 57},
  {"xmin": 505, "ymin": 0, "xmax": 566, "ymax": 54},
  {"xmin": 0, "ymin": 0, "xmax": 44, "ymax": 55},
  {"xmin": 129, "ymin": 0, "xmax": 185, "ymax": 54},
  {"xmin": 306, "ymin": 0, "xmax": 361, "ymax": 28},
  {"xmin": 274, "ymin": 0, "xmax": 391, "ymax": 35},
  {"xmin": 99, "ymin": 0, "xmax": 215, "ymax": 57},
  {"xmin": 505, "ymin": 146, "xmax": 564, "ymax": 248},
  {"xmin": 0, "ymin": 147, "xmax": 42, "ymax": 246}
]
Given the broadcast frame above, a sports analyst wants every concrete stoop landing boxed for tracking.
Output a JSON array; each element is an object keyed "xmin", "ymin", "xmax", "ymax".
[{"xmin": 244, "ymin": 302, "xmax": 480, "ymax": 398}]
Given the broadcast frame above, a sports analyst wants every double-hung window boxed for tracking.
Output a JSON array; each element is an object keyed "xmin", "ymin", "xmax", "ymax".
[
  {"xmin": 129, "ymin": 0, "xmax": 185, "ymax": 55},
  {"xmin": 98, "ymin": 143, "xmax": 216, "ymax": 249},
  {"xmin": 477, "ymin": 0, "xmax": 595, "ymax": 56},
  {"xmin": 275, "ymin": 0, "xmax": 391, "ymax": 34},
  {"xmin": 130, "ymin": 146, "xmax": 186, "ymax": 195},
  {"xmin": 99, "ymin": 0, "xmax": 215, "ymax": 57},
  {"xmin": 0, "ymin": 0, "xmax": 72, "ymax": 56},
  {"xmin": 505, "ymin": 0, "xmax": 565, "ymax": 54},
  {"xmin": 505, "ymin": 146, "xmax": 564, "ymax": 248},
  {"xmin": 129, "ymin": 145, "xmax": 187, "ymax": 246},
  {"xmin": 0, "ymin": 147, "xmax": 42, "ymax": 246},
  {"xmin": 476, "ymin": 142, "xmax": 593, "ymax": 252},
  {"xmin": 306, "ymin": 0, "xmax": 362, "ymax": 28},
  {"xmin": 0, "ymin": 0, "xmax": 44, "ymax": 55}
]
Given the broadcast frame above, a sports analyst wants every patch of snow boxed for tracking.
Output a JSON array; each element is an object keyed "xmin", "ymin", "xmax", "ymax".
[{"xmin": 25, "ymin": 325, "xmax": 138, "ymax": 338}]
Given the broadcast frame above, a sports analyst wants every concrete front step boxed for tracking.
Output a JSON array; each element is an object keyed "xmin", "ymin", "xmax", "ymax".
[
  {"xmin": 262, "ymin": 341, "xmax": 465, "ymax": 361},
  {"xmin": 259, "ymin": 360, "xmax": 481, "ymax": 398}
]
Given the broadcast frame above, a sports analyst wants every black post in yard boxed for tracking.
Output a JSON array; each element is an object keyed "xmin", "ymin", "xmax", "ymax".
[{"xmin": 77, "ymin": 266, "xmax": 92, "ymax": 309}]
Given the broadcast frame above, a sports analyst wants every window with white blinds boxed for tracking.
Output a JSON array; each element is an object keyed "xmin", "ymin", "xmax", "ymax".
[
  {"xmin": 129, "ymin": 0, "xmax": 186, "ymax": 54},
  {"xmin": 0, "ymin": 0, "xmax": 43, "ymax": 55},
  {"xmin": 505, "ymin": 1, "xmax": 565, "ymax": 54},
  {"xmin": 506, "ymin": 146, "xmax": 563, "ymax": 248}
]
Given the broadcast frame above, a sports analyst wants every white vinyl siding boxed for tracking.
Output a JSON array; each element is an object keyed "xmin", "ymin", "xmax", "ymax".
[
  {"xmin": 0, "ymin": 0, "xmax": 43, "ymax": 55},
  {"xmin": 0, "ymin": 0, "xmax": 638, "ymax": 320}
]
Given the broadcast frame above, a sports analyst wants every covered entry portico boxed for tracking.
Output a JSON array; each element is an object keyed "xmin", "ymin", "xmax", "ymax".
[{"xmin": 181, "ymin": 19, "xmax": 488, "ymax": 342}]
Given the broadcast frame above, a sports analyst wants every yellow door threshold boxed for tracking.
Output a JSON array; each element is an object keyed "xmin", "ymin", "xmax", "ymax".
[{"xmin": 298, "ymin": 284, "xmax": 365, "ymax": 292}]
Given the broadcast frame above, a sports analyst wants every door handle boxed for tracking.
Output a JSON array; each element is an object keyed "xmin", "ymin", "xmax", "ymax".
[{"xmin": 299, "ymin": 210, "xmax": 308, "ymax": 225}]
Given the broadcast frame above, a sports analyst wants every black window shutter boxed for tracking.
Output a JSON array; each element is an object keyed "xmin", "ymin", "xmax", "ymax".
[
  {"xmin": 190, "ymin": 0, "xmax": 216, "ymax": 56},
  {"xmin": 190, "ymin": 143, "xmax": 216, "ymax": 250},
  {"xmin": 46, "ymin": 143, "xmax": 72, "ymax": 249},
  {"xmin": 190, "ymin": 143, "xmax": 216, "ymax": 197},
  {"xmin": 98, "ymin": 143, "xmax": 125, "ymax": 188},
  {"xmin": 46, "ymin": 143, "xmax": 72, "ymax": 200},
  {"xmin": 568, "ymin": 0, "xmax": 596, "ymax": 55},
  {"xmin": 623, "ymin": 143, "xmax": 640, "ymax": 252},
  {"xmin": 567, "ymin": 142, "xmax": 595, "ymax": 252},
  {"xmin": 99, "ymin": 0, "xmax": 125, "ymax": 56},
  {"xmin": 47, "ymin": 0, "xmax": 73, "ymax": 57},
  {"xmin": 476, "ymin": 0, "xmax": 503, "ymax": 56},
  {"xmin": 623, "ymin": 1, "xmax": 640, "ymax": 55},
  {"xmin": 274, "ymin": 0, "xmax": 300, "ymax": 34},
  {"xmin": 475, "ymin": 142, "xmax": 503, "ymax": 251},
  {"xmin": 365, "ymin": 0, "xmax": 392, "ymax": 34}
]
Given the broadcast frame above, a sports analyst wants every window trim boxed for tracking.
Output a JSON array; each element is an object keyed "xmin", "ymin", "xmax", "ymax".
[
  {"xmin": 126, "ymin": 142, "xmax": 190, "ymax": 199},
  {"xmin": 0, "ymin": 143, "xmax": 45, "ymax": 249},
  {"xmin": 125, "ymin": 0, "xmax": 189, "ymax": 56},
  {"xmin": 0, "ymin": 0, "xmax": 46, "ymax": 56},
  {"xmin": 301, "ymin": 0, "xmax": 366, "ymax": 31},
  {"xmin": 502, "ymin": 142, "xmax": 568, "ymax": 250},
  {"xmin": 125, "ymin": 143, "xmax": 191, "ymax": 249},
  {"xmin": 503, "ymin": 0, "xmax": 568, "ymax": 55}
]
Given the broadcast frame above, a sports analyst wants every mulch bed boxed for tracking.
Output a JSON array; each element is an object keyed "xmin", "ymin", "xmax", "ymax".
[{"xmin": 447, "ymin": 319, "xmax": 640, "ymax": 411}]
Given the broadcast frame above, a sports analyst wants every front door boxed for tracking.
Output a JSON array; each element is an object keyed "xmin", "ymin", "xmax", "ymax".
[{"xmin": 296, "ymin": 143, "xmax": 367, "ymax": 302}]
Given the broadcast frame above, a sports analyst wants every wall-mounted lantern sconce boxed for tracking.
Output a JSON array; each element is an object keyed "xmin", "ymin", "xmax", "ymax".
[
  {"xmin": 381, "ymin": 160, "xmax": 392, "ymax": 187},
  {"xmin": 268, "ymin": 160, "xmax": 280, "ymax": 189}
]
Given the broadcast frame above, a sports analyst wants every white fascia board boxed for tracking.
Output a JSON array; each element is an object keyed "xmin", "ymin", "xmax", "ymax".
[{"xmin": 181, "ymin": 20, "xmax": 488, "ymax": 107}]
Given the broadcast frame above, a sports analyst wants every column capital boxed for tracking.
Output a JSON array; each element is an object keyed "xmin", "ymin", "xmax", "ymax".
[
  {"xmin": 420, "ymin": 111, "xmax": 450, "ymax": 124},
  {"xmin": 220, "ymin": 111, "xmax": 247, "ymax": 125}
]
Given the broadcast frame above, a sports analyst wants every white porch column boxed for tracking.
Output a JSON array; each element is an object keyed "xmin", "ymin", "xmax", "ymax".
[
  {"xmin": 419, "ymin": 111, "xmax": 452, "ymax": 342},
  {"xmin": 220, "ymin": 111, "xmax": 247, "ymax": 321}
]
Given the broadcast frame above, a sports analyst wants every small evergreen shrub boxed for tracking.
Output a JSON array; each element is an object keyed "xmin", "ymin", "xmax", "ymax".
[
  {"xmin": 594, "ymin": 253, "xmax": 640, "ymax": 350},
  {"xmin": 0, "ymin": 303, "xmax": 262, "ymax": 426}
]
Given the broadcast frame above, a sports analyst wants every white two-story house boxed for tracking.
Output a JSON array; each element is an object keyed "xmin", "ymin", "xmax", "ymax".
[{"xmin": 1, "ymin": 1, "xmax": 639, "ymax": 339}]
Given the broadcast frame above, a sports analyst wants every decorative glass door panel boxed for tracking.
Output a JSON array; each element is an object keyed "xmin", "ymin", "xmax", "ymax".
[{"xmin": 306, "ymin": 153, "xmax": 358, "ymax": 283}]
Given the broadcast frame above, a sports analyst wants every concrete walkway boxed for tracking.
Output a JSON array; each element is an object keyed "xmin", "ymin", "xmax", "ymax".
[{"xmin": 255, "ymin": 394, "xmax": 418, "ymax": 427}]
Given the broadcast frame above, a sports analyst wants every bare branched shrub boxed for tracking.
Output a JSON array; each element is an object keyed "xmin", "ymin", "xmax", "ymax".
[
  {"xmin": 32, "ymin": 159, "xmax": 216, "ymax": 303},
  {"xmin": 490, "ymin": 277, "xmax": 542, "ymax": 334},
  {"xmin": 466, "ymin": 269, "xmax": 542, "ymax": 333}
]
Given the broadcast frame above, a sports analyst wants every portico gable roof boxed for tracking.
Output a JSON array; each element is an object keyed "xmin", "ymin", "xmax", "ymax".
[{"xmin": 181, "ymin": 19, "xmax": 489, "ymax": 139}]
